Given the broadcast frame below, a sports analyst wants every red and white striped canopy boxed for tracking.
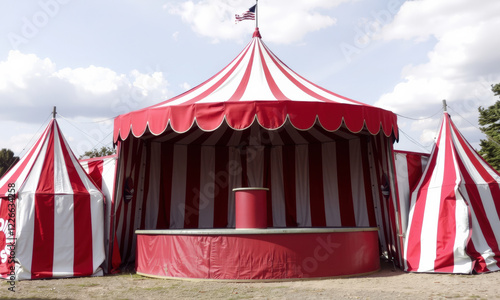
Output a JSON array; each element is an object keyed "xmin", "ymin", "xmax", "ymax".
[
  {"xmin": 404, "ymin": 112, "xmax": 500, "ymax": 274},
  {"xmin": 0, "ymin": 119, "xmax": 105, "ymax": 280},
  {"xmin": 113, "ymin": 28, "xmax": 398, "ymax": 142}
]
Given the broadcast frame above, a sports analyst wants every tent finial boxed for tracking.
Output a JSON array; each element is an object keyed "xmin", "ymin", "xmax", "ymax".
[
  {"xmin": 442, "ymin": 99, "xmax": 447, "ymax": 112},
  {"xmin": 53, "ymin": 106, "xmax": 57, "ymax": 119}
]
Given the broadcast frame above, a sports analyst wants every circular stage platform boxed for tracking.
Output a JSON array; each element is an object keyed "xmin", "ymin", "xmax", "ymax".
[{"xmin": 135, "ymin": 228, "xmax": 380, "ymax": 281}]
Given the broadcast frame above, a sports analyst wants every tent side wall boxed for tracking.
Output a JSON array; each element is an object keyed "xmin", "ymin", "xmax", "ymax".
[{"xmin": 113, "ymin": 131, "xmax": 398, "ymax": 265}]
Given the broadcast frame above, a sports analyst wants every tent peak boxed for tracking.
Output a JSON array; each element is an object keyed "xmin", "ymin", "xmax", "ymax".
[{"xmin": 252, "ymin": 27, "xmax": 261, "ymax": 39}]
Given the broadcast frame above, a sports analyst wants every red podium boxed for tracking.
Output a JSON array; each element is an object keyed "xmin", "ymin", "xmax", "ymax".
[{"xmin": 233, "ymin": 187, "xmax": 269, "ymax": 229}]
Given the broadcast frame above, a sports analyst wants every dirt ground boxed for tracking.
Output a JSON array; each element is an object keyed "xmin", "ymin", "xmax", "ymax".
[{"xmin": 1, "ymin": 260, "xmax": 499, "ymax": 299}]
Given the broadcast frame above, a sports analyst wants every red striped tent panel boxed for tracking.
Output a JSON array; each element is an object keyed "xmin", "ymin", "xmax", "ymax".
[
  {"xmin": 113, "ymin": 28, "xmax": 398, "ymax": 143},
  {"xmin": 0, "ymin": 119, "xmax": 105, "ymax": 280},
  {"xmin": 404, "ymin": 113, "xmax": 500, "ymax": 273}
]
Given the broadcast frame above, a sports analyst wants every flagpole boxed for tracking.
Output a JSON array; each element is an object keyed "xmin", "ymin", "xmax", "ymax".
[{"xmin": 256, "ymin": 0, "xmax": 258, "ymax": 28}]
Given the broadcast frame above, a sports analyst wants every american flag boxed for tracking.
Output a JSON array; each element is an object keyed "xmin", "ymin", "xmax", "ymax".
[{"xmin": 235, "ymin": 5, "xmax": 256, "ymax": 23}]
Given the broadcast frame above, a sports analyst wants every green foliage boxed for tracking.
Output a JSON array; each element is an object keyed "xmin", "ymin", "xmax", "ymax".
[
  {"xmin": 79, "ymin": 146, "xmax": 116, "ymax": 160},
  {"xmin": 478, "ymin": 83, "xmax": 500, "ymax": 171},
  {"xmin": 0, "ymin": 148, "xmax": 19, "ymax": 179}
]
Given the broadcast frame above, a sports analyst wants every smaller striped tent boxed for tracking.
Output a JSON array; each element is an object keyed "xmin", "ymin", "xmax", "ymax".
[
  {"xmin": 0, "ymin": 119, "xmax": 105, "ymax": 280},
  {"xmin": 404, "ymin": 112, "xmax": 500, "ymax": 273}
]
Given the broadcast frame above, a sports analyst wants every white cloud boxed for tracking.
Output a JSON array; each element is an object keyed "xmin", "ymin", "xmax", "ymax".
[
  {"xmin": 166, "ymin": 0, "xmax": 347, "ymax": 44},
  {"xmin": 180, "ymin": 82, "xmax": 191, "ymax": 91},
  {"xmin": 0, "ymin": 50, "xmax": 170, "ymax": 124},
  {"xmin": 374, "ymin": 0, "xmax": 500, "ymax": 151}
]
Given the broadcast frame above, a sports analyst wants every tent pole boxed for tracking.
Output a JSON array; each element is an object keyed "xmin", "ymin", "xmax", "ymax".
[
  {"xmin": 255, "ymin": 0, "xmax": 258, "ymax": 28},
  {"xmin": 53, "ymin": 106, "xmax": 57, "ymax": 119},
  {"xmin": 442, "ymin": 99, "xmax": 447, "ymax": 112}
]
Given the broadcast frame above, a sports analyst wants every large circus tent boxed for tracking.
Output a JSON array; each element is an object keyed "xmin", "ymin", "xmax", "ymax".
[{"xmin": 112, "ymin": 28, "xmax": 402, "ymax": 267}]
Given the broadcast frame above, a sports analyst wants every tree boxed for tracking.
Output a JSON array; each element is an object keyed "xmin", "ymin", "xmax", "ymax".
[
  {"xmin": 79, "ymin": 146, "xmax": 116, "ymax": 160},
  {"xmin": 0, "ymin": 148, "xmax": 19, "ymax": 178},
  {"xmin": 478, "ymin": 83, "xmax": 500, "ymax": 171}
]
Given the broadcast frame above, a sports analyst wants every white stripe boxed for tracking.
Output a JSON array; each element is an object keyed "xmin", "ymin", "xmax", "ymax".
[
  {"xmin": 241, "ymin": 43, "xmax": 278, "ymax": 101},
  {"xmin": 323, "ymin": 140, "xmax": 343, "ymax": 228},
  {"xmin": 15, "ymin": 130, "xmax": 50, "ymax": 279},
  {"xmin": 350, "ymin": 139, "xmax": 369, "ymax": 226},
  {"xmin": 90, "ymin": 190, "xmax": 105, "ymax": 274},
  {"xmin": 418, "ymin": 122, "xmax": 448, "ymax": 272},
  {"xmin": 197, "ymin": 41, "xmax": 255, "ymax": 103},
  {"xmin": 170, "ymin": 145, "xmax": 187, "ymax": 228},
  {"xmin": 270, "ymin": 147, "xmax": 286, "ymax": 227},
  {"xmin": 395, "ymin": 152, "xmax": 410, "ymax": 233},
  {"xmin": 452, "ymin": 190, "xmax": 472, "ymax": 273},
  {"xmin": 0, "ymin": 126, "xmax": 51, "ymax": 195},
  {"xmin": 15, "ymin": 193, "xmax": 36, "ymax": 280},
  {"xmin": 159, "ymin": 41, "xmax": 254, "ymax": 106},
  {"xmin": 52, "ymin": 194, "xmax": 75, "ymax": 276},
  {"xmin": 53, "ymin": 127, "xmax": 72, "ymax": 194},
  {"xmin": 452, "ymin": 128, "xmax": 500, "ymax": 244},
  {"xmin": 295, "ymin": 145, "xmax": 311, "ymax": 227}
]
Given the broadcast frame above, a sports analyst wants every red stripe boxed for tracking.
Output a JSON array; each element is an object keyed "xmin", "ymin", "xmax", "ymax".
[
  {"xmin": 156, "ymin": 41, "xmax": 254, "ymax": 106},
  {"xmin": 453, "ymin": 141, "xmax": 500, "ymax": 271},
  {"xmin": 175, "ymin": 41, "xmax": 254, "ymax": 105},
  {"xmin": 0, "ymin": 121, "xmax": 52, "ymax": 195},
  {"xmin": 261, "ymin": 41, "xmax": 365, "ymax": 105},
  {"xmin": 57, "ymin": 125, "xmax": 94, "ymax": 276},
  {"xmin": 406, "ymin": 153, "xmax": 424, "ymax": 194},
  {"xmin": 228, "ymin": 44, "xmax": 256, "ymax": 101},
  {"xmin": 406, "ymin": 119, "xmax": 446, "ymax": 271},
  {"xmin": 184, "ymin": 145, "xmax": 201, "ymax": 228},
  {"xmin": 282, "ymin": 145, "xmax": 297, "ymax": 227},
  {"xmin": 360, "ymin": 138, "xmax": 377, "ymax": 227},
  {"xmin": 31, "ymin": 125, "xmax": 55, "ymax": 279},
  {"xmin": 213, "ymin": 147, "xmax": 229, "ymax": 228},
  {"xmin": 309, "ymin": 143, "xmax": 326, "ymax": 227},
  {"xmin": 257, "ymin": 43, "xmax": 290, "ymax": 100},
  {"xmin": 336, "ymin": 140, "xmax": 355, "ymax": 226},
  {"xmin": 457, "ymin": 154, "xmax": 498, "ymax": 272},
  {"xmin": 450, "ymin": 119, "xmax": 500, "ymax": 216},
  {"xmin": 434, "ymin": 119, "xmax": 458, "ymax": 272},
  {"xmin": 156, "ymin": 144, "xmax": 173, "ymax": 228},
  {"xmin": 406, "ymin": 157, "xmax": 438, "ymax": 270},
  {"xmin": 85, "ymin": 160, "xmax": 104, "ymax": 190},
  {"xmin": 260, "ymin": 42, "xmax": 360, "ymax": 104}
]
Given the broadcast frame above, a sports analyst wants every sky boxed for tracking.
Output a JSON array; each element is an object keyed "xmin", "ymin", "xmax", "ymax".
[{"xmin": 0, "ymin": 0, "xmax": 499, "ymax": 158}]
